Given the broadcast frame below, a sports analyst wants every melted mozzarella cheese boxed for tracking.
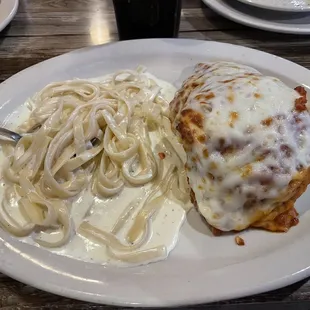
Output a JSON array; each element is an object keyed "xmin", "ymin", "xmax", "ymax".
[{"xmin": 182, "ymin": 62, "xmax": 310, "ymax": 231}]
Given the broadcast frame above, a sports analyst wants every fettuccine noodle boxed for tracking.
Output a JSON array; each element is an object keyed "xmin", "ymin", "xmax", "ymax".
[{"xmin": 0, "ymin": 67, "xmax": 190, "ymax": 263}]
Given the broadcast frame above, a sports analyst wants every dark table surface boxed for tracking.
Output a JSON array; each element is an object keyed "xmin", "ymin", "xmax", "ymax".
[{"xmin": 1, "ymin": 0, "xmax": 310, "ymax": 309}]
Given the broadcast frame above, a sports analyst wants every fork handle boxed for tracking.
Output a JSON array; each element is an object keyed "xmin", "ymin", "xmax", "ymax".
[{"xmin": 0, "ymin": 127, "xmax": 22, "ymax": 142}]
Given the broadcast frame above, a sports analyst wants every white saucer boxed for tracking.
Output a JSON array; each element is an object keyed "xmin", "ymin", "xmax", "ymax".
[
  {"xmin": 0, "ymin": 0, "xmax": 18, "ymax": 32},
  {"xmin": 237, "ymin": 0, "xmax": 310, "ymax": 12},
  {"xmin": 203, "ymin": 0, "xmax": 310, "ymax": 34}
]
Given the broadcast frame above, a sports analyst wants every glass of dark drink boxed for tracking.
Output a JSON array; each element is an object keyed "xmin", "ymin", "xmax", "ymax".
[{"xmin": 112, "ymin": 0, "xmax": 182, "ymax": 40}]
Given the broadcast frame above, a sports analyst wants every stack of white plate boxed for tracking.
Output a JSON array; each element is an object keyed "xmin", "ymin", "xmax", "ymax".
[
  {"xmin": 0, "ymin": 0, "xmax": 19, "ymax": 32},
  {"xmin": 203, "ymin": 0, "xmax": 310, "ymax": 34}
]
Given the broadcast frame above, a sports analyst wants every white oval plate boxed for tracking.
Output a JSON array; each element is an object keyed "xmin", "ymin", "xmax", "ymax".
[
  {"xmin": 237, "ymin": 0, "xmax": 310, "ymax": 12},
  {"xmin": 203, "ymin": 0, "xmax": 310, "ymax": 34},
  {"xmin": 0, "ymin": 0, "xmax": 18, "ymax": 32},
  {"xmin": 1, "ymin": 39, "xmax": 310, "ymax": 307}
]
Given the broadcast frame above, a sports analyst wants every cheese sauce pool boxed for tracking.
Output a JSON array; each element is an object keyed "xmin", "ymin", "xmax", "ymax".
[{"xmin": 0, "ymin": 73, "xmax": 189, "ymax": 267}]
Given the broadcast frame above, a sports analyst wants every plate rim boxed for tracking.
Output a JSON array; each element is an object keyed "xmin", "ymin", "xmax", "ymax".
[
  {"xmin": 237, "ymin": 0, "xmax": 310, "ymax": 12},
  {"xmin": 0, "ymin": 0, "xmax": 19, "ymax": 32},
  {"xmin": 203, "ymin": 0, "xmax": 310, "ymax": 34},
  {"xmin": 1, "ymin": 38, "xmax": 310, "ymax": 306}
]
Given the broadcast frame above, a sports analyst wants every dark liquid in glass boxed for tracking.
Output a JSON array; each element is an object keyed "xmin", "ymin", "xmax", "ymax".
[{"xmin": 113, "ymin": 0, "xmax": 182, "ymax": 40}]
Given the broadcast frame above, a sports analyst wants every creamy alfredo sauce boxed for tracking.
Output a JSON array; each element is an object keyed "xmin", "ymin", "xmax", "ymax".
[{"xmin": 0, "ymin": 73, "xmax": 189, "ymax": 267}]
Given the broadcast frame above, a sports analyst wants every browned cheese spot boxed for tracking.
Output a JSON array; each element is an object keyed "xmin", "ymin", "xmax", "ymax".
[
  {"xmin": 203, "ymin": 148, "xmax": 209, "ymax": 158},
  {"xmin": 195, "ymin": 94, "xmax": 204, "ymax": 101},
  {"xmin": 176, "ymin": 121, "xmax": 194, "ymax": 145},
  {"xmin": 197, "ymin": 63, "xmax": 210, "ymax": 70},
  {"xmin": 198, "ymin": 134, "xmax": 207, "ymax": 143},
  {"xmin": 222, "ymin": 146, "xmax": 235, "ymax": 155},
  {"xmin": 192, "ymin": 82, "xmax": 200, "ymax": 88},
  {"xmin": 227, "ymin": 91, "xmax": 235, "ymax": 104},
  {"xmin": 222, "ymin": 78, "xmax": 236, "ymax": 84},
  {"xmin": 209, "ymin": 162, "xmax": 217, "ymax": 170},
  {"xmin": 204, "ymin": 92, "xmax": 215, "ymax": 101},
  {"xmin": 229, "ymin": 111, "xmax": 239, "ymax": 128},
  {"xmin": 180, "ymin": 109, "xmax": 204, "ymax": 129},
  {"xmin": 261, "ymin": 117, "xmax": 273, "ymax": 126},
  {"xmin": 294, "ymin": 86, "xmax": 307, "ymax": 112},
  {"xmin": 295, "ymin": 97, "xmax": 307, "ymax": 112},
  {"xmin": 191, "ymin": 156, "xmax": 198, "ymax": 163},
  {"xmin": 219, "ymin": 138, "xmax": 225, "ymax": 148},
  {"xmin": 241, "ymin": 164, "xmax": 252, "ymax": 178},
  {"xmin": 208, "ymin": 173, "xmax": 215, "ymax": 180},
  {"xmin": 256, "ymin": 155, "xmax": 265, "ymax": 162},
  {"xmin": 280, "ymin": 144, "xmax": 293, "ymax": 158},
  {"xmin": 295, "ymin": 85, "xmax": 307, "ymax": 97},
  {"xmin": 216, "ymin": 138, "xmax": 234, "ymax": 155}
]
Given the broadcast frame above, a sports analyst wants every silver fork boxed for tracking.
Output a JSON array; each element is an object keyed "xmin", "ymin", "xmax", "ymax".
[
  {"xmin": 0, "ymin": 127, "xmax": 23, "ymax": 143},
  {"xmin": 0, "ymin": 125, "xmax": 99, "ymax": 145},
  {"xmin": 0, "ymin": 123, "xmax": 42, "ymax": 143}
]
